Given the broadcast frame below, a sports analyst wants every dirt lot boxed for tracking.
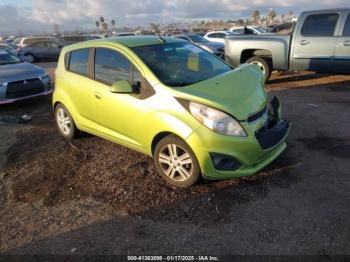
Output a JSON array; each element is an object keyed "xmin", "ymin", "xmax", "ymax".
[{"xmin": 0, "ymin": 62, "xmax": 349, "ymax": 256}]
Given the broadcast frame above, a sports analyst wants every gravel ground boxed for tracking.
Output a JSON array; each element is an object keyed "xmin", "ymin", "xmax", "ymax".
[{"xmin": 0, "ymin": 63, "xmax": 349, "ymax": 257}]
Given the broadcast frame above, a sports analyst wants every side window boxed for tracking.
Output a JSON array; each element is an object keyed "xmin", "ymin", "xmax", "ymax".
[
  {"xmin": 301, "ymin": 13, "xmax": 339, "ymax": 36},
  {"xmin": 233, "ymin": 29, "xmax": 244, "ymax": 34},
  {"xmin": 207, "ymin": 33, "xmax": 216, "ymax": 38},
  {"xmin": 343, "ymin": 14, "xmax": 350, "ymax": 36},
  {"xmin": 46, "ymin": 42, "xmax": 59, "ymax": 48},
  {"xmin": 31, "ymin": 42, "xmax": 46, "ymax": 47},
  {"xmin": 94, "ymin": 48, "xmax": 131, "ymax": 85},
  {"xmin": 216, "ymin": 33, "xmax": 226, "ymax": 38},
  {"xmin": 68, "ymin": 48, "xmax": 89, "ymax": 75}
]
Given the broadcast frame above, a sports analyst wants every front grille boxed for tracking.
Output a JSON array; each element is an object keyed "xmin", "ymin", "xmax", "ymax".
[
  {"xmin": 247, "ymin": 106, "xmax": 268, "ymax": 123},
  {"xmin": 6, "ymin": 78, "xmax": 45, "ymax": 99}
]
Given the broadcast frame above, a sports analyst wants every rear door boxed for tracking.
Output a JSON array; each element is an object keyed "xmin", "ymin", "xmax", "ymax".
[
  {"xmin": 291, "ymin": 12, "xmax": 340, "ymax": 72},
  {"xmin": 334, "ymin": 12, "xmax": 350, "ymax": 72},
  {"xmin": 29, "ymin": 42, "xmax": 47, "ymax": 58},
  {"xmin": 45, "ymin": 41, "xmax": 61, "ymax": 59},
  {"xmin": 65, "ymin": 48, "xmax": 96, "ymax": 123}
]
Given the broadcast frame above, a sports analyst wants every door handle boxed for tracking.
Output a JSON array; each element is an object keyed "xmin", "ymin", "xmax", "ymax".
[
  {"xmin": 94, "ymin": 92, "xmax": 102, "ymax": 99},
  {"xmin": 340, "ymin": 41, "xmax": 350, "ymax": 47},
  {"xmin": 299, "ymin": 40, "xmax": 310, "ymax": 45}
]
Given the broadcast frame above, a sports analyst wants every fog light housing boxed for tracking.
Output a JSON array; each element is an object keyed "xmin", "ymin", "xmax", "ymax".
[{"xmin": 210, "ymin": 153, "xmax": 241, "ymax": 171}]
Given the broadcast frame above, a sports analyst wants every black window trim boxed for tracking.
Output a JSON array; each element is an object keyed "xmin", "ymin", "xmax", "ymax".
[{"xmin": 300, "ymin": 12, "xmax": 340, "ymax": 37}]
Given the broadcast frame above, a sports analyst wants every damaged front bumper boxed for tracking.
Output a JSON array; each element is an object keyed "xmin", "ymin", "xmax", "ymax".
[{"xmin": 186, "ymin": 95, "xmax": 291, "ymax": 180}]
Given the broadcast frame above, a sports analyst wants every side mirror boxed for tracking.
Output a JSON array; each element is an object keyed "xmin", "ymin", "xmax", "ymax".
[{"xmin": 109, "ymin": 80, "xmax": 134, "ymax": 93}]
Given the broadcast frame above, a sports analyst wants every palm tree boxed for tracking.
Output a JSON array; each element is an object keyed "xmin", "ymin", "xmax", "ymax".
[
  {"xmin": 111, "ymin": 19, "xmax": 116, "ymax": 30},
  {"xmin": 268, "ymin": 9, "xmax": 277, "ymax": 25},
  {"xmin": 251, "ymin": 10, "xmax": 260, "ymax": 25},
  {"xmin": 102, "ymin": 22, "xmax": 108, "ymax": 32},
  {"xmin": 95, "ymin": 21, "xmax": 100, "ymax": 32},
  {"xmin": 99, "ymin": 16, "xmax": 105, "ymax": 24}
]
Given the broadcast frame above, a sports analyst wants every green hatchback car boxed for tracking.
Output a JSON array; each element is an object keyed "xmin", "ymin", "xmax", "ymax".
[{"xmin": 53, "ymin": 36, "xmax": 290, "ymax": 187}]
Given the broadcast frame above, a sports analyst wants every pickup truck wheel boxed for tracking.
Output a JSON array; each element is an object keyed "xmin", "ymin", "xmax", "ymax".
[{"xmin": 246, "ymin": 56, "xmax": 272, "ymax": 82}]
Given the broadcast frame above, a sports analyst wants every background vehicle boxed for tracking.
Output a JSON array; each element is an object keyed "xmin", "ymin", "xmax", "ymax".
[
  {"xmin": 225, "ymin": 8, "xmax": 350, "ymax": 81},
  {"xmin": 173, "ymin": 33, "xmax": 224, "ymax": 58},
  {"xmin": 204, "ymin": 31, "xmax": 236, "ymax": 44},
  {"xmin": 229, "ymin": 26, "xmax": 268, "ymax": 35},
  {"xmin": 0, "ymin": 49, "xmax": 52, "ymax": 104},
  {"xmin": 58, "ymin": 35, "xmax": 91, "ymax": 44},
  {"xmin": 18, "ymin": 40, "xmax": 64, "ymax": 63},
  {"xmin": 53, "ymin": 36, "xmax": 289, "ymax": 187},
  {"xmin": 87, "ymin": 35, "xmax": 105, "ymax": 40},
  {"xmin": 113, "ymin": 32, "xmax": 137, "ymax": 37},
  {"xmin": 0, "ymin": 43, "xmax": 18, "ymax": 56},
  {"xmin": 12, "ymin": 37, "xmax": 57, "ymax": 48}
]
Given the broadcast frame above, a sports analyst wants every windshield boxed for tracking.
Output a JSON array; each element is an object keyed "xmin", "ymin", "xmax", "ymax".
[
  {"xmin": 0, "ymin": 50, "xmax": 21, "ymax": 65},
  {"xmin": 187, "ymin": 34, "xmax": 209, "ymax": 43},
  {"xmin": 133, "ymin": 42, "xmax": 231, "ymax": 87}
]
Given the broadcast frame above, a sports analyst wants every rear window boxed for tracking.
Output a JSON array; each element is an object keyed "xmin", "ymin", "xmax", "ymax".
[
  {"xmin": 301, "ymin": 13, "xmax": 339, "ymax": 37},
  {"xmin": 68, "ymin": 48, "xmax": 89, "ymax": 75}
]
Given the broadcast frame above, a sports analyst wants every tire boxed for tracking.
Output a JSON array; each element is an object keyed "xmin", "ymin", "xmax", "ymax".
[
  {"xmin": 24, "ymin": 53, "xmax": 35, "ymax": 63},
  {"xmin": 153, "ymin": 135, "xmax": 200, "ymax": 188},
  {"xmin": 246, "ymin": 56, "xmax": 272, "ymax": 82},
  {"xmin": 55, "ymin": 103, "xmax": 79, "ymax": 139}
]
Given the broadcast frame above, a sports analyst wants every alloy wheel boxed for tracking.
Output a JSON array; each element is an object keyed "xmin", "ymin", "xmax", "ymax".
[
  {"xmin": 249, "ymin": 60, "xmax": 266, "ymax": 76},
  {"xmin": 158, "ymin": 144, "xmax": 193, "ymax": 182},
  {"xmin": 56, "ymin": 108, "xmax": 71, "ymax": 136}
]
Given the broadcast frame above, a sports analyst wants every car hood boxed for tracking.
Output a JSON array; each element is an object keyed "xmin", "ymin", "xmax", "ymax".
[
  {"xmin": 175, "ymin": 64, "xmax": 268, "ymax": 121},
  {"xmin": 0, "ymin": 62, "xmax": 46, "ymax": 82}
]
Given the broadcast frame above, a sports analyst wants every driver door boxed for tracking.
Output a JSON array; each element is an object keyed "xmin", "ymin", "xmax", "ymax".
[{"xmin": 91, "ymin": 47, "xmax": 153, "ymax": 151}]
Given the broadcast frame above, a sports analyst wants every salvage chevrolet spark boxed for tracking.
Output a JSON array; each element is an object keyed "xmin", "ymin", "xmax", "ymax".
[{"xmin": 53, "ymin": 36, "xmax": 290, "ymax": 187}]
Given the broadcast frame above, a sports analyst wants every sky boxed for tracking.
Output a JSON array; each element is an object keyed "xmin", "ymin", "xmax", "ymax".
[{"xmin": 0, "ymin": 0, "xmax": 349, "ymax": 34}]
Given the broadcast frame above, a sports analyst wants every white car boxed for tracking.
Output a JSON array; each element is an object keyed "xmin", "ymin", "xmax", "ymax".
[
  {"xmin": 203, "ymin": 31, "xmax": 236, "ymax": 44},
  {"xmin": 229, "ymin": 26, "xmax": 268, "ymax": 35}
]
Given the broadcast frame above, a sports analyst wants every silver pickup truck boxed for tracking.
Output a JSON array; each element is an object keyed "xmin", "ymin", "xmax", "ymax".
[{"xmin": 225, "ymin": 8, "xmax": 350, "ymax": 81}]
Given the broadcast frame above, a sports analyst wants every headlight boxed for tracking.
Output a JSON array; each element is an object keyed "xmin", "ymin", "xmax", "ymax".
[
  {"xmin": 39, "ymin": 74, "xmax": 50, "ymax": 82},
  {"xmin": 189, "ymin": 101, "xmax": 246, "ymax": 136}
]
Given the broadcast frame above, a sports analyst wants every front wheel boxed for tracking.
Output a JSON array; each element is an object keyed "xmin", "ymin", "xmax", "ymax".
[
  {"xmin": 246, "ymin": 56, "xmax": 272, "ymax": 82},
  {"xmin": 154, "ymin": 135, "xmax": 200, "ymax": 188}
]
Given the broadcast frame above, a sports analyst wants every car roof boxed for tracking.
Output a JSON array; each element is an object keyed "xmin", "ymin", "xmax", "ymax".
[
  {"xmin": 206, "ymin": 31, "xmax": 229, "ymax": 34},
  {"xmin": 89, "ymin": 36, "xmax": 185, "ymax": 48},
  {"xmin": 301, "ymin": 8, "xmax": 350, "ymax": 14}
]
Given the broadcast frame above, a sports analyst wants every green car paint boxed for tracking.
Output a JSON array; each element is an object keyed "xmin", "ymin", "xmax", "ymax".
[{"xmin": 53, "ymin": 36, "xmax": 290, "ymax": 186}]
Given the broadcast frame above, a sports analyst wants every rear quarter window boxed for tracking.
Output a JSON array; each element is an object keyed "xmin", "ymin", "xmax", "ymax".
[{"xmin": 68, "ymin": 48, "xmax": 89, "ymax": 75}]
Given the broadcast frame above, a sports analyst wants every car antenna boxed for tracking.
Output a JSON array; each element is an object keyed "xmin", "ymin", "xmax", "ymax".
[{"xmin": 151, "ymin": 23, "xmax": 166, "ymax": 43}]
